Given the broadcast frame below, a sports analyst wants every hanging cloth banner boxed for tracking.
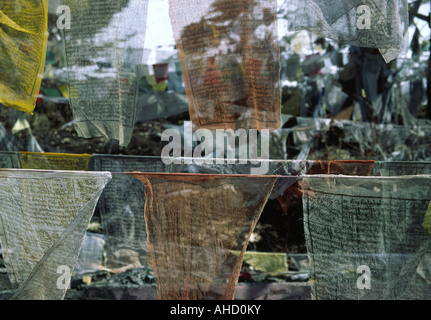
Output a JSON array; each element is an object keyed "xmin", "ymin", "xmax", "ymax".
[
  {"xmin": 90, "ymin": 156, "xmax": 308, "ymax": 271},
  {"xmin": 127, "ymin": 172, "xmax": 277, "ymax": 300},
  {"xmin": 89, "ymin": 155, "xmax": 168, "ymax": 270},
  {"xmin": 0, "ymin": 152, "xmax": 21, "ymax": 168},
  {"xmin": 169, "ymin": 0, "xmax": 281, "ymax": 131},
  {"xmin": 0, "ymin": 169, "xmax": 111, "ymax": 299},
  {"xmin": 0, "ymin": 0, "xmax": 48, "ymax": 113},
  {"xmin": 153, "ymin": 64, "xmax": 170, "ymax": 84},
  {"xmin": 61, "ymin": 0, "xmax": 149, "ymax": 147},
  {"xmin": 20, "ymin": 152, "xmax": 91, "ymax": 170},
  {"xmin": 287, "ymin": 0, "xmax": 409, "ymax": 63},
  {"xmin": 371, "ymin": 160, "xmax": 431, "ymax": 237},
  {"xmin": 372, "ymin": 161, "xmax": 431, "ymax": 176},
  {"xmin": 302, "ymin": 174, "xmax": 431, "ymax": 299}
]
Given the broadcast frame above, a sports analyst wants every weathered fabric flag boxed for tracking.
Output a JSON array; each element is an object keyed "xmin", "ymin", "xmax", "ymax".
[
  {"xmin": 89, "ymin": 156, "xmax": 309, "ymax": 272},
  {"xmin": 169, "ymin": 0, "xmax": 281, "ymax": 131},
  {"xmin": 372, "ymin": 161, "xmax": 431, "ymax": 176},
  {"xmin": 287, "ymin": 0, "xmax": 409, "ymax": 63},
  {"xmin": 89, "ymin": 155, "xmax": 168, "ymax": 270},
  {"xmin": 127, "ymin": 172, "xmax": 277, "ymax": 300},
  {"xmin": 61, "ymin": 0, "xmax": 149, "ymax": 147},
  {"xmin": 371, "ymin": 161, "xmax": 431, "ymax": 245},
  {"xmin": 20, "ymin": 152, "xmax": 91, "ymax": 170},
  {"xmin": 0, "ymin": 169, "xmax": 111, "ymax": 299},
  {"xmin": 0, "ymin": 0, "xmax": 48, "ymax": 113},
  {"xmin": 302, "ymin": 174, "xmax": 431, "ymax": 299}
]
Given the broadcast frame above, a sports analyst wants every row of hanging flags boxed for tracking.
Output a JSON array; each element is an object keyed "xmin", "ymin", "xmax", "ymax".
[
  {"xmin": 0, "ymin": 0, "xmax": 424, "ymax": 301},
  {"xmin": 0, "ymin": 0, "xmax": 409, "ymax": 147},
  {"xmin": 0, "ymin": 151, "xmax": 430, "ymax": 299}
]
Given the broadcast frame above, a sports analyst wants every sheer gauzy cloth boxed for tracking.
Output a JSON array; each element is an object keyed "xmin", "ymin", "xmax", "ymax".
[
  {"xmin": 89, "ymin": 155, "xmax": 168, "ymax": 271},
  {"xmin": 302, "ymin": 174, "xmax": 431, "ymax": 300},
  {"xmin": 0, "ymin": 170, "xmax": 111, "ymax": 300},
  {"xmin": 127, "ymin": 172, "xmax": 277, "ymax": 300},
  {"xmin": 169, "ymin": 0, "xmax": 281, "ymax": 131},
  {"xmin": 61, "ymin": 0, "xmax": 149, "ymax": 147},
  {"xmin": 372, "ymin": 161, "xmax": 431, "ymax": 176},
  {"xmin": 288, "ymin": 0, "xmax": 409, "ymax": 62}
]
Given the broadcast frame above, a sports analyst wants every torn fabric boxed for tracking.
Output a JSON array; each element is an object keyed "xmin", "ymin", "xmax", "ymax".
[
  {"xmin": 0, "ymin": 0, "xmax": 48, "ymax": 113},
  {"xmin": 20, "ymin": 152, "xmax": 90, "ymax": 170},
  {"xmin": 127, "ymin": 172, "xmax": 277, "ymax": 300},
  {"xmin": 0, "ymin": 169, "xmax": 111, "ymax": 300},
  {"xmin": 61, "ymin": 0, "xmax": 149, "ymax": 147},
  {"xmin": 169, "ymin": 0, "xmax": 281, "ymax": 131},
  {"xmin": 288, "ymin": 0, "xmax": 409, "ymax": 62},
  {"xmin": 302, "ymin": 174, "xmax": 431, "ymax": 299}
]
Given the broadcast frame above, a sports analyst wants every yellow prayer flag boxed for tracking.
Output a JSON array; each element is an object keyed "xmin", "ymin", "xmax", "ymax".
[
  {"xmin": 20, "ymin": 152, "xmax": 91, "ymax": 171},
  {"xmin": 0, "ymin": 1, "xmax": 49, "ymax": 114}
]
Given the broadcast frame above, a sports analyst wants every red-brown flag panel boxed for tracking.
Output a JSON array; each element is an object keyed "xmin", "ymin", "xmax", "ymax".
[
  {"xmin": 127, "ymin": 172, "xmax": 277, "ymax": 300},
  {"xmin": 169, "ymin": 0, "xmax": 281, "ymax": 131},
  {"xmin": 153, "ymin": 64, "xmax": 170, "ymax": 84}
]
